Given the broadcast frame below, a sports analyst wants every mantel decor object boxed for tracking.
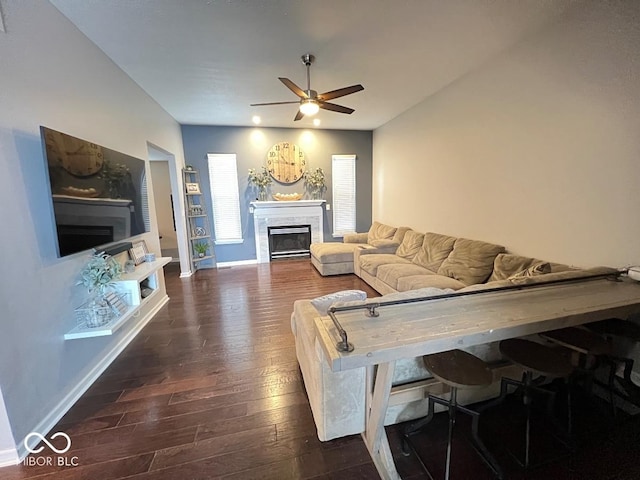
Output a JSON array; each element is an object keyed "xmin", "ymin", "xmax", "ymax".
[
  {"xmin": 248, "ymin": 167, "xmax": 272, "ymax": 201},
  {"xmin": 304, "ymin": 167, "xmax": 325, "ymax": 199}
]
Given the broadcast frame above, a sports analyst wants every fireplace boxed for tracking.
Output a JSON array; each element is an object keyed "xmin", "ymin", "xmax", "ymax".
[
  {"xmin": 251, "ymin": 200, "xmax": 325, "ymax": 263},
  {"xmin": 268, "ymin": 225, "xmax": 311, "ymax": 260}
]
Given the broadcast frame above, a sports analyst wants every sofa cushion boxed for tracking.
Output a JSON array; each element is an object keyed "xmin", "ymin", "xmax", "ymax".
[
  {"xmin": 488, "ymin": 253, "xmax": 545, "ymax": 282},
  {"xmin": 437, "ymin": 238, "xmax": 505, "ymax": 285},
  {"xmin": 367, "ymin": 221, "xmax": 397, "ymax": 244},
  {"xmin": 397, "ymin": 274, "xmax": 466, "ymax": 291},
  {"xmin": 510, "ymin": 262, "xmax": 551, "ymax": 279},
  {"xmin": 310, "ymin": 290, "xmax": 367, "ymax": 315},
  {"xmin": 377, "ymin": 263, "xmax": 435, "ymax": 290},
  {"xmin": 360, "ymin": 254, "xmax": 410, "ymax": 276},
  {"xmin": 396, "ymin": 230, "xmax": 425, "ymax": 260},
  {"xmin": 413, "ymin": 232, "xmax": 457, "ymax": 271},
  {"xmin": 392, "ymin": 226, "xmax": 412, "ymax": 244}
]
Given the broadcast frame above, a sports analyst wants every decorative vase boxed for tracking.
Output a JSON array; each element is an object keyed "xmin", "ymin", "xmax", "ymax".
[
  {"xmin": 311, "ymin": 189, "xmax": 322, "ymax": 200},
  {"xmin": 258, "ymin": 189, "xmax": 267, "ymax": 201}
]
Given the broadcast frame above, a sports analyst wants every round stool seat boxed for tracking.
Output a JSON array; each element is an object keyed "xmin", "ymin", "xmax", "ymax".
[
  {"xmin": 540, "ymin": 327, "xmax": 611, "ymax": 356},
  {"xmin": 586, "ymin": 318, "xmax": 640, "ymax": 343},
  {"xmin": 423, "ymin": 349, "xmax": 492, "ymax": 389},
  {"xmin": 500, "ymin": 338, "xmax": 573, "ymax": 378}
]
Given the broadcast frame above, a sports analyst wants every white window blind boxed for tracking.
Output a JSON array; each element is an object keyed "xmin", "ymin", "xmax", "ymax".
[
  {"xmin": 332, "ymin": 154, "xmax": 356, "ymax": 237},
  {"xmin": 140, "ymin": 170, "xmax": 151, "ymax": 232},
  {"xmin": 207, "ymin": 153, "xmax": 243, "ymax": 244}
]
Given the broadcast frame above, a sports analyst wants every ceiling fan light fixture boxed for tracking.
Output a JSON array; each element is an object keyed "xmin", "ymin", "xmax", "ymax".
[{"xmin": 299, "ymin": 99, "xmax": 319, "ymax": 116}]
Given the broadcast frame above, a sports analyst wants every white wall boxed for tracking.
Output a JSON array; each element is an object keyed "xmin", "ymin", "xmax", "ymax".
[
  {"xmin": 150, "ymin": 161, "xmax": 179, "ymax": 257},
  {"xmin": 0, "ymin": 0, "xmax": 185, "ymax": 458},
  {"xmin": 373, "ymin": 1, "xmax": 640, "ymax": 268}
]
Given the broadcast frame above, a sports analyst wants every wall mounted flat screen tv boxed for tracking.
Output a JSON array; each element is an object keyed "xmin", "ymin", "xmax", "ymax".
[{"xmin": 40, "ymin": 126, "xmax": 150, "ymax": 257}]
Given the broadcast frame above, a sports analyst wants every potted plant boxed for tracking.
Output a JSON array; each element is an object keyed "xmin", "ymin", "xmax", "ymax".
[
  {"xmin": 77, "ymin": 251, "xmax": 122, "ymax": 327},
  {"xmin": 248, "ymin": 167, "xmax": 272, "ymax": 201},
  {"xmin": 98, "ymin": 160, "xmax": 131, "ymax": 199},
  {"xmin": 193, "ymin": 241, "xmax": 209, "ymax": 258},
  {"xmin": 304, "ymin": 167, "xmax": 325, "ymax": 199}
]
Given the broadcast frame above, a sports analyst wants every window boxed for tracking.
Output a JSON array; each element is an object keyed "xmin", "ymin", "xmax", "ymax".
[
  {"xmin": 140, "ymin": 170, "xmax": 151, "ymax": 232},
  {"xmin": 207, "ymin": 153, "xmax": 243, "ymax": 244},
  {"xmin": 331, "ymin": 154, "xmax": 356, "ymax": 237}
]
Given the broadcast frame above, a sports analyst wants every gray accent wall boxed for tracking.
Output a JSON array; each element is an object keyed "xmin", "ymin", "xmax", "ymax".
[{"xmin": 181, "ymin": 126, "xmax": 373, "ymax": 264}]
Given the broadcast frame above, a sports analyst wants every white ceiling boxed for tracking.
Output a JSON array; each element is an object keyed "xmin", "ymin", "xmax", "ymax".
[{"xmin": 50, "ymin": 0, "xmax": 581, "ymax": 130}]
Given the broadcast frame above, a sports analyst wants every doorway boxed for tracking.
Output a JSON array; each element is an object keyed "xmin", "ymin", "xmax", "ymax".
[{"xmin": 147, "ymin": 143, "xmax": 190, "ymax": 276}]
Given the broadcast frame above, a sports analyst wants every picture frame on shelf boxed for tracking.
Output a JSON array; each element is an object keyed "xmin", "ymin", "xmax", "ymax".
[
  {"xmin": 129, "ymin": 240, "xmax": 148, "ymax": 265},
  {"xmin": 186, "ymin": 183, "xmax": 201, "ymax": 194}
]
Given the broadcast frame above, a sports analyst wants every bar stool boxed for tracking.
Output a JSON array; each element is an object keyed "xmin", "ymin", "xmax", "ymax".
[
  {"xmin": 402, "ymin": 349, "xmax": 503, "ymax": 480},
  {"xmin": 539, "ymin": 326, "xmax": 616, "ymax": 414},
  {"xmin": 487, "ymin": 338, "xmax": 574, "ymax": 469},
  {"xmin": 583, "ymin": 319, "xmax": 640, "ymax": 408}
]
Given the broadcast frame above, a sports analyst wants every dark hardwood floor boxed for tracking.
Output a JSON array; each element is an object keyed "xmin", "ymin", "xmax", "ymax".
[{"xmin": 4, "ymin": 259, "xmax": 640, "ymax": 479}]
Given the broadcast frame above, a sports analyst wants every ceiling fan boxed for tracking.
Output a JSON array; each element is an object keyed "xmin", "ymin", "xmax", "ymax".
[{"xmin": 250, "ymin": 54, "xmax": 364, "ymax": 121}]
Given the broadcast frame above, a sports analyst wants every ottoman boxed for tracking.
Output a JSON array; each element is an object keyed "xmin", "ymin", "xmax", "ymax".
[{"xmin": 310, "ymin": 242, "xmax": 368, "ymax": 276}]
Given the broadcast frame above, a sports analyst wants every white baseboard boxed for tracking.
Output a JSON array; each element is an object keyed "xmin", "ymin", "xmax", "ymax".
[
  {"xmin": 15, "ymin": 295, "xmax": 169, "ymax": 462},
  {"xmin": 0, "ymin": 448, "xmax": 19, "ymax": 467},
  {"xmin": 216, "ymin": 259, "xmax": 258, "ymax": 268}
]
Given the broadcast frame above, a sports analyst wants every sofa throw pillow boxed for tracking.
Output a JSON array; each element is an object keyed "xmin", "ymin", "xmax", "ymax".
[
  {"xmin": 310, "ymin": 290, "xmax": 367, "ymax": 315},
  {"xmin": 437, "ymin": 238, "xmax": 505, "ymax": 285},
  {"xmin": 488, "ymin": 253, "xmax": 542, "ymax": 282},
  {"xmin": 509, "ymin": 262, "xmax": 552, "ymax": 279},
  {"xmin": 367, "ymin": 221, "xmax": 397, "ymax": 244},
  {"xmin": 396, "ymin": 230, "xmax": 425, "ymax": 260},
  {"xmin": 413, "ymin": 232, "xmax": 457, "ymax": 272}
]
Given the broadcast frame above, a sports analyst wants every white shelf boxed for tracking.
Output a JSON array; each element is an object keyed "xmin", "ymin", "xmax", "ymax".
[
  {"xmin": 193, "ymin": 255, "xmax": 214, "ymax": 262},
  {"xmin": 65, "ymin": 257, "xmax": 171, "ymax": 340}
]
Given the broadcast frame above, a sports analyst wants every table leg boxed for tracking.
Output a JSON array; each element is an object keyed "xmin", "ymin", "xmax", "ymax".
[{"xmin": 362, "ymin": 360, "xmax": 400, "ymax": 480}]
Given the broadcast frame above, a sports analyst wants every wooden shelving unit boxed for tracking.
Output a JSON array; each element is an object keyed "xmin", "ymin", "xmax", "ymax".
[{"xmin": 183, "ymin": 168, "xmax": 215, "ymax": 272}]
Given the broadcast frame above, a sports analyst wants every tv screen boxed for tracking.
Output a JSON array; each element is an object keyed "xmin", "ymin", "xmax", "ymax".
[{"xmin": 40, "ymin": 126, "xmax": 150, "ymax": 257}]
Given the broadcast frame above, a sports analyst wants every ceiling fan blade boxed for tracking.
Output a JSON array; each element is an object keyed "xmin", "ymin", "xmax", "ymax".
[
  {"xmin": 279, "ymin": 78, "xmax": 308, "ymax": 99},
  {"xmin": 317, "ymin": 84, "xmax": 364, "ymax": 101},
  {"xmin": 294, "ymin": 110, "xmax": 305, "ymax": 121},
  {"xmin": 250, "ymin": 101, "xmax": 300, "ymax": 106},
  {"xmin": 319, "ymin": 101, "xmax": 355, "ymax": 115}
]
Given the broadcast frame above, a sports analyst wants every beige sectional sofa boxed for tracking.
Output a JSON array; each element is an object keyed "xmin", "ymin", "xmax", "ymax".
[
  {"xmin": 297, "ymin": 222, "xmax": 615, "ymax": 441},
  {"xmin": 310, "ymin": 222, "xmax": 408, "ymax": 276}
]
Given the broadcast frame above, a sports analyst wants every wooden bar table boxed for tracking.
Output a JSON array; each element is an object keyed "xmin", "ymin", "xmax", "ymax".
[{"xmin": 314, "ymin": 277, "xmax": 640, "ymax": 479}]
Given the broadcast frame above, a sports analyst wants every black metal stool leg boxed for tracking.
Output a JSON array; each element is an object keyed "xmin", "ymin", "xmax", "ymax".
[
  {"xmin": 402, "ymin": 394, "xmax": 436, "ymax": 456},
  {"xmin": 444, "ymin": 388, "xmax": 457, "ymax": 480},
  {"xmin": 458, "ymin": 404, "xmax": 504, "ymax": 479}
]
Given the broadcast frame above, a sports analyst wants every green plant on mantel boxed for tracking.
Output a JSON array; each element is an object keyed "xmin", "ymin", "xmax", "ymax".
[
  {"xmin": 99, "ymin": 160, "xmax": 131, "ymax": 198},
  {"xmin": 77, "ymin": 251, "xmax": 122, "ymax": 295},
  {"xmin": 304, "ymin": 167, "xmax": 325, "ymax": 199},
  {"xmin": 248, "ymin": 167, "xmax": 272, "ymax": 200},
  {"xmin": 193, "ymin": 241, "xmax": 209, "ymax": 257}
]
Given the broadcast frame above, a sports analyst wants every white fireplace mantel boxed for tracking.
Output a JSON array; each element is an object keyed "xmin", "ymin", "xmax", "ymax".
[{"xmin": 251, "ymin": 200, "xmax": 325, "ymax": 263}]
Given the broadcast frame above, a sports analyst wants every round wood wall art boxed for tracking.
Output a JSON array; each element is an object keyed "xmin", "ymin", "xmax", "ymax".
[{"xmin": 267, "ymin": 142, "xmax": 306, "ymax": 184}]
